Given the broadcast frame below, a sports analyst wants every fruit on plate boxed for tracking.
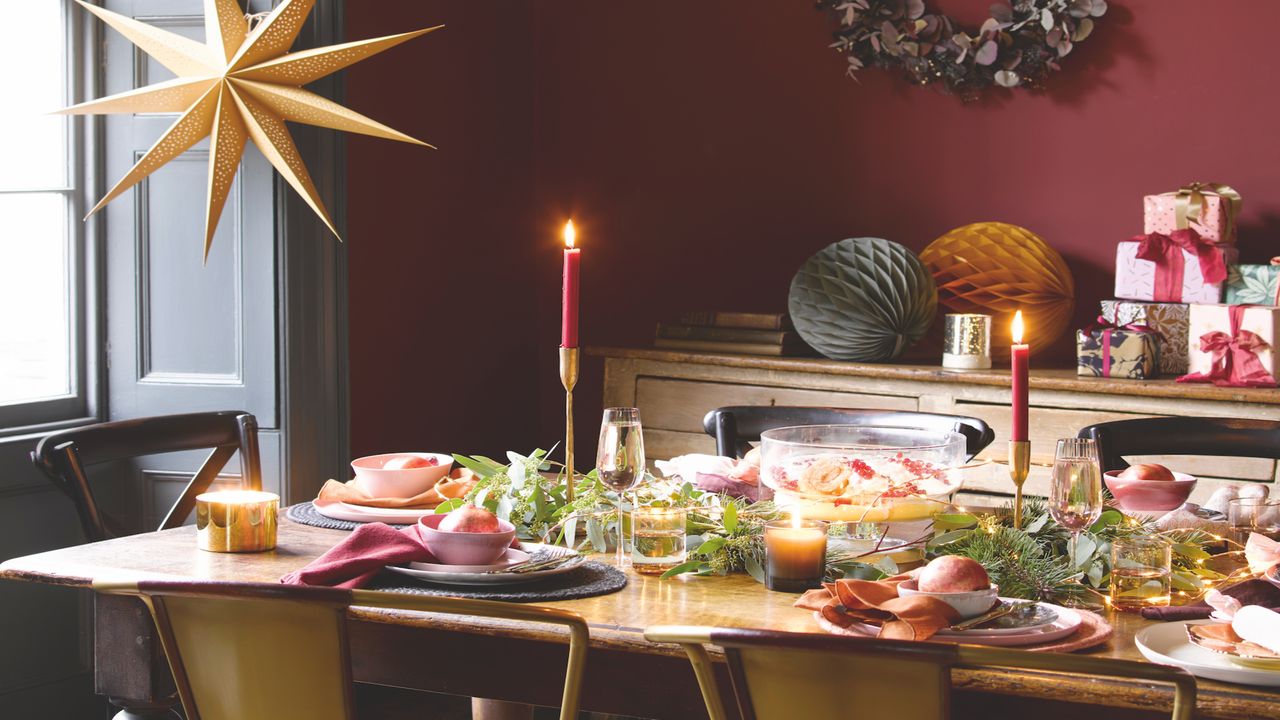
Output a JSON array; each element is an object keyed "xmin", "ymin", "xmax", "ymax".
[
  {"xmin": 438, "ymin": 504, "xmax": 501, "ymax": 533},
  {"xmin": 917, "ymin": 555, "xmax": 990, "ymax": 593},
  {"xmin": 1117, "ymin": 463, "xmax": 1175, "ymax": 482},
  {"xmin": 384, "ymin": 454, "xmax": 439, "ymax": 470}
]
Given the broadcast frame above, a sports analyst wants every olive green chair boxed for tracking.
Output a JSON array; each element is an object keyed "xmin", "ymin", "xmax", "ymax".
[
  {"xmin": 646, "ymin": 625, "xmax": 1196, "ymax": 720},
  {"xmin": 94, "ymin": 579, "xmax": 588, "ymax": 720}
]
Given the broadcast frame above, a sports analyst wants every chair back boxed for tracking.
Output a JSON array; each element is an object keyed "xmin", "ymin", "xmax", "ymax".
[
  {"xmin": 646, "ymin": 626, "xmax": 1196, "ymax": 720},
  {"xmin": 31, "ymin": 411, "xmax": 262, "ymax": 542},
  {"xmin": 702, "ymin": 406, "xmax": 995, "ymax": 460},
  {"xmin": 1078, "ymin": 416, "xmax": 1280, "ymax": 473},
  {"xmin": 95, "ymin": 580, "xmax": 589, "ymax": 720}
]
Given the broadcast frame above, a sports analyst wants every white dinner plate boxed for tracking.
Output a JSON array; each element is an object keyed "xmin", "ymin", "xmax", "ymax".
[
  {"xmin": 385, "ymin": 543, "xmax": 583, "ymax": 586},
  {"xmin": 1136, "ymin": 620, "xmax": 1280, "ymax": 687},
  {"xmin": 314, "ymin": 501, "xmax": 435, "ymax": 524},
  {"xmin": 826, "ymin": 600, "xmax": 1082, "ymax": 647}
]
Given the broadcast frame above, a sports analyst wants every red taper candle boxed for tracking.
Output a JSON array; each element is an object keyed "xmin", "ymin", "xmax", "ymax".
[
  {"xmin": 561, "ymin": 220, "xmax": 580, "ymax": 348},
  {"xmin": 1010, "ymin": 310, "xmax": 1029, "ymax": 442}
]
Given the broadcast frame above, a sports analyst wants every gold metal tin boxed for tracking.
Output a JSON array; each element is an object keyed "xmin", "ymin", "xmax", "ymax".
[{"xmin": 196, "ymin": 490, "xmax": 278, "ymax": 553}]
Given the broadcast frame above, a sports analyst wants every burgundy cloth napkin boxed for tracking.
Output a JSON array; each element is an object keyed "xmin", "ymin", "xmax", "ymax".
[
  {"xmin": 281, "ymin": 522, "xmax": 435, "ymax": 589},
  {"xmin": 1141, "ymin": 579, "xmax": 1280, "ymax": 620}
]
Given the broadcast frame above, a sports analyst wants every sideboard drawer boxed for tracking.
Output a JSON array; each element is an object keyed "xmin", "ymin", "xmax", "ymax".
[{"xmin": 635, "ymin": 377, "xmax": 918, "ymax": 436}]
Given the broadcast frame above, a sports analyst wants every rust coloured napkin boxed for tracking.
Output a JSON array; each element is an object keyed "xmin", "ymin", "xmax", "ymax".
[
  {"xmin": 795, "ymin": 575, "xmax": 960, "ymax": 641},
  {"xmin": 281, "ymin": 523, "xmax": 435, "ymax": 589},
  {"xmin": 315, "ymin": 468, "xmax": 477, "ymax": 509}
]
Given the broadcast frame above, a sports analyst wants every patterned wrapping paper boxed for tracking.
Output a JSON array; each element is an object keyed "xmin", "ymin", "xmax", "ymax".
[
  {"xmin": 1226, "ymin": 264, "xmax": 1280, "ymax": 306},
  {"xmin": 1114, "ymin": 240, "xmax": 1236, "ymax": 304},
  {"xmin": 1144, "ymin": 191, "xmax": 1237, "ymax": 244},
  {"xmin": 1186, "ymin": 304, "xmax": 1280, "ymax": 383},
  {"xmin": 1100, "ymin": 300, "xmax": 1190, "ymax": 374},
  {"xmin": 1077, "ymin": 328, "xmax": 1161, "ymax": 379}
]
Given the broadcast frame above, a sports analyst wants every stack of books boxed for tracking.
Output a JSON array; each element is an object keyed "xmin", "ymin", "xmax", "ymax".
[{"xmin": 654, "ymin": 312, "xmax": 812, "ymax": 356}]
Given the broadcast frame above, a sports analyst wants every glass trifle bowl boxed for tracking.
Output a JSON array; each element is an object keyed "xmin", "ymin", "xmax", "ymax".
[{"xmin": 759, "ymin": 425, "xmax": 968, "ymax": 522}]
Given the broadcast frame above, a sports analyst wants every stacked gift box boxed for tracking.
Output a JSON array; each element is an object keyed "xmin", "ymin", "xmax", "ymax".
[{"xmin": 1078, "ymin": 183, "xmax": 1279, "ymax": 386}]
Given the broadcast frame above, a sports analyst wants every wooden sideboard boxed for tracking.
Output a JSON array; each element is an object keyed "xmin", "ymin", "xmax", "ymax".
[{"xmin": 593, "ymin": 346, "xmax": 1280, "ymax": 504}]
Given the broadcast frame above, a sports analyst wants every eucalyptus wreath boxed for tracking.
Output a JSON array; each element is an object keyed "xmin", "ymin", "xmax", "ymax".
[{"xmin": 817, "ymin": 0, "xmax": 1108, "ymax": 100}]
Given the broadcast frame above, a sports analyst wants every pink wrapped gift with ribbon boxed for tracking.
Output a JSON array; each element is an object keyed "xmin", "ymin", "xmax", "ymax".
[
  {"xmin": 1179, "ymin": 304, "xmax": 1280, "ymax": 388},
  {"xmin": 1144, "ymin": 182, "xmax": 1242, "ymax": 244},
  {"xmin": 1114, "ymin": 229, "xmax": 1235, "ymax": 303}
]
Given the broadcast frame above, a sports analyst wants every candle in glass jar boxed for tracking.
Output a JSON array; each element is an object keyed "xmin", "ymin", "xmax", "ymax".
[
  {"xmin": 1010, "ymin": 310, "xmax": 1029, "ymax": 443},
  {"xmin": 196, "ymin": 490, "xmax": 278, "ymax": 553},
  {"xmin": 764, "ymin": 516, "xmax": 828, "ymax": 592}
]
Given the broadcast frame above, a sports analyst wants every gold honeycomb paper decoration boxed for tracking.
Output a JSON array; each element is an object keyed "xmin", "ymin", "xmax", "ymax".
[
  {"xmin": 788, "ymin": 237, "xmax": 938, "ymax": 362},
  {"xmin": 920, "ymin": 222, "xmax": 1075, "ymax": 360}
]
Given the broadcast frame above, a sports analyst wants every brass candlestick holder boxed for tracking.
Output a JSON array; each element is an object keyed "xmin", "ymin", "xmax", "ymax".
[
  {"xmin": 559, "ymin": 346, "xmax": 580, "ymax": 501},
  {"xmin": 1009, "ymin": 440, "xmax": 1030, "ymax": 528}
]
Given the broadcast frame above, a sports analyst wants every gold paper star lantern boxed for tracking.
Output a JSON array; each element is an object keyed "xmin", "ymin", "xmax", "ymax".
[{"xmin": 61, "ymin": 0, "xmax": 439, "ymax": 259}]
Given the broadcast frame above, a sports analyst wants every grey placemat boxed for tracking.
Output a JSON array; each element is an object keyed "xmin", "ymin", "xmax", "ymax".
[
  {"xmin": 364, "ymin": 562, "xmax": 627, "ymax": 603},
  {"xmin": 285, "ymin": 501, "xmax": 414, "ymax": 530}
]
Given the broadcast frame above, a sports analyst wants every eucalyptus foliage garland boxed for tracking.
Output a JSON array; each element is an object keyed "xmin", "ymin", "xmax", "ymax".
[
  {"xmin": 455, "ymin": 451, "xmax": 1224, "ymax": 608},
  {"xmin": 817, "ymin": 0, "xmax": 1108, "ymax": 99}
]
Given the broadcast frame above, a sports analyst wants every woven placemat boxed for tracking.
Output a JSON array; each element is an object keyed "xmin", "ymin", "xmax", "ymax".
[
  {"xmin": 365, "ymin": 562, "xmax": 627, "ymax": 603},
  {"xmin": 285, "ymin": 501, "xmax": 414, "ymax": 531}
]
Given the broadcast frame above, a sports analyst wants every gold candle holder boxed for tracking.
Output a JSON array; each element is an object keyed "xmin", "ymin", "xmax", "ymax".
[
  {"xmin": 196, "ymin": 490, "xmax": 278, "ymax": 553},
  {"xmin": 1009, "ymin": 441, "xmax": 1030, "ymax": 528},
  {"xmin": 559, "ymin": 346, "xmax": 581, "ymax": 501}
]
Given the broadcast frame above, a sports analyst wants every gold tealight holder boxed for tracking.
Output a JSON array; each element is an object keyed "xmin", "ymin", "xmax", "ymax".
[{"xmin": 196, "ymin": 490, "xmax": 279, "ymax": 553}]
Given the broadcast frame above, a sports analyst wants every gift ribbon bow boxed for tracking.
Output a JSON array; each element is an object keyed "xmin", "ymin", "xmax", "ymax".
[
  {"xmin": 1178, "ymin": 305, "xmax": 1277, "ymax": 388},
  {"xmin": 1087, "ymin": 316, "xmax": 1160, "ymax": 377},
  {"xmin": 1131, "ymin": 228, "xmax": 1227, "ymax": 302},
  {"xmin": 1174, "ymin": 182, "xmax": 1242, "ymax": 241}
]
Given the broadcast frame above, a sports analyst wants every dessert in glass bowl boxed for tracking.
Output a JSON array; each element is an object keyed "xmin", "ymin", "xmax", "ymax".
[{"xmin": 759, "ymin": 425, "xmax": 967, "ymax": 522}]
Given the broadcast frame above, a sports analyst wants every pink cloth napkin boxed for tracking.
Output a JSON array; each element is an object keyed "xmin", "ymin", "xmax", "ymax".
[{"xmin": 281, "ymin": 522, "xmax": 435, "ymax": 589}]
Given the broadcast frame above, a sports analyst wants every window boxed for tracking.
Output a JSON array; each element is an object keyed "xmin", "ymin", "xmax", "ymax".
[{"xmin": 0, "ymin": 0, "xmax": 86, "ymax": 429}]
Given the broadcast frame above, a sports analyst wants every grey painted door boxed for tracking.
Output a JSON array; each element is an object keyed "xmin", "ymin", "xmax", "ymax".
[{"xmin": 102, "ymin": 0, "xmax": 283, "ymax": 523}]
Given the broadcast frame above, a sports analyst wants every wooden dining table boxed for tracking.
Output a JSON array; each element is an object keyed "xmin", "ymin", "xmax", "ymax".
[{"xmin": 3, "ymin": 515, "xmax": 1278, "ymax": 720}]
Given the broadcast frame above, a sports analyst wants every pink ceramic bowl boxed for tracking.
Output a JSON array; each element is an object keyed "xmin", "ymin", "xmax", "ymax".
[
  {"xmin": 897, "ymin": 579, "xmax": 1000, "ymax": 619},
  {"xmin": 351, "ymin": 452, "xmax": 453, "ymax": 498},
  {"xmin": 1103, "ymin": 470, "xmax": 1197, "ymax": 512},
  {"xmin": 418, "ymin": 513, "xmax": 517, "ymax": 566}
]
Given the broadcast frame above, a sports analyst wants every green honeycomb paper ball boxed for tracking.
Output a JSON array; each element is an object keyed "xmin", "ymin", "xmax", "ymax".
[{"xmin": 788, "ymin": 237, "xmax": 937, "ymax": 362}]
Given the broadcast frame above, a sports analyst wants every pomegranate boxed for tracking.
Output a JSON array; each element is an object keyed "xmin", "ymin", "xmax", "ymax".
[
  {"xmin": 438, "ymin": 504, "xmax": 501, "ymax": 533},
  {"xmin": 384, "ymin": 455, "xmax": 438, "ymax": 470},
  {"xmin": 1118, "ymin": 463, "xmax": 1175, "ymax": 482},
  {"xmin": 917, "ymin": 555, "xmax": 990, "ymax": 593}
]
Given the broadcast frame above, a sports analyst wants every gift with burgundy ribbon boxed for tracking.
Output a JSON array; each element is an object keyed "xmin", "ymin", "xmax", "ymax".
[
  {"xmin": 1114, "ymin": 227, "xmax": 1235, "ymax": 304},
  {"xmin": 1099, "ymin": 300, "xmax": 1191, "ymax": 375},
  {"xmin": 1076, "ymin": 316, "xmax": 1162, "ymax": 380},
  {"xmin": 1178, "ymin": 304, "xmax": 1279, "ymax": 388}
]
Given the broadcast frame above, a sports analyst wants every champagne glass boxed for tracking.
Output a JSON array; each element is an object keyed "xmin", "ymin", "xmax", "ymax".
[
  {"xmin": 597, "ymin": 407, "xmax": 645, "ymax": 567},
  {"xmin": 1048, "ymin": 437, "xmax": 1103, "ymax": 563}
]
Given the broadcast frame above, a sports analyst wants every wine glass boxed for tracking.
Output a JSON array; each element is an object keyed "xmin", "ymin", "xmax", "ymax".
[
  {"xmin": 1048, "ymin": 437, "xmax": 1103, "ymax": 563},
  {"xmin": 597, "ymin": 407, "xmax": 645, "ymax": 567}
]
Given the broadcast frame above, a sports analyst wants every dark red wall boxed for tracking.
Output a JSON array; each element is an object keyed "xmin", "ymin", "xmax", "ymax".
[{"xmin": 347, "ymin": 1, "xmax": 1280, "ymax": 459}]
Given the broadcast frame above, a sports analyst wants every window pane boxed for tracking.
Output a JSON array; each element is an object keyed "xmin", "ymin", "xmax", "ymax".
[
  {"xmin": 0, "ymin": 193, "xmax": 71, "ymax": 405},
  {"xmin": 0, "ymin": 1, "xmax": 67, "ymax": 189}
]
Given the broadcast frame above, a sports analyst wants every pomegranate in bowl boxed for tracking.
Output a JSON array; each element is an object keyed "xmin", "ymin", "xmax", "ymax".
[
  {"xmin": 351, "ymin": 452, "xmax": 453, "ymax": 498},
  {"xmin": 418, "ymin": 506, "xmax": 516, "ymax": 566},
  {"xmin": 1103, "ymin": 464, "xmax": 1196, "ymax": 512}
]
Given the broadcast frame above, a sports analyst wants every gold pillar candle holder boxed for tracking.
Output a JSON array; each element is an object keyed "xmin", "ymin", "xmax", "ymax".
[
  {"xmin": 1009, "ymin": 441, "xmax": 1030, "ymax": 528},
  {"xmin": 943, "ymin": 313, "xmax": 992, "ymax": 370},
  {"xmin": 196, "ymin": 490, "xmax": 278, "ymax": 553},
  {"xmin": 559, "ymin": 346, "xmax": 581, "ymax": 501}
]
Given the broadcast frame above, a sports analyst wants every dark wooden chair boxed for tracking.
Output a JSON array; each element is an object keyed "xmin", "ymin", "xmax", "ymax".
[
  {"xmin": 1078, "ymin": 417, "xmax": 1280, "ymax": 473},
  {"xmin": 702, "ymin": 406, "xmax": 995, "ymax": 461},
  {"xmin": 30, "ymin": 411, "xmax": 261, "ymax": 542}
]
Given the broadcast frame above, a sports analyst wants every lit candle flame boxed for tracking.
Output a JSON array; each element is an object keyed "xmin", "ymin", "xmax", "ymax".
[
  {"xmin": 791, "ymin": 508, "xmax": 803, "ymax": 529},
  {"xmin": 1011, "ymin": 310, "xmax": 1024, "ymax": 345},
  {"xmin": 563, "ymin": 220, "xmax": 576, "ymax": 249}
]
